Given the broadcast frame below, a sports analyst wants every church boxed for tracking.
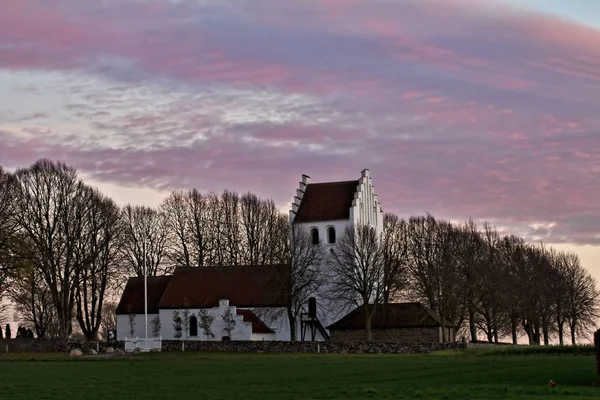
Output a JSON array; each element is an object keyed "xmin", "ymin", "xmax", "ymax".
[{"xmin": 116, "ymin": 169, "xmax": 453, "ymax": 343}]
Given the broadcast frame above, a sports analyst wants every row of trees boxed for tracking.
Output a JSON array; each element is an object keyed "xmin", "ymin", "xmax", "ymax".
[
  {"xmin": 0, "ymin": 158, "xmax": 598, "ymax": 344},
  {"xmin": 327, "ymin": 216, "xmax": 600, "ymax": 344},
  {"xmin": 0, "ymin": 159, "xmax": 291, "ymax": 340}
]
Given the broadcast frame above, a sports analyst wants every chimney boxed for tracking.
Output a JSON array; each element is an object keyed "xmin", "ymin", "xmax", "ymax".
[{"xmin": 361, "ymin": 169, "xmax": 370, "ymax": 178}]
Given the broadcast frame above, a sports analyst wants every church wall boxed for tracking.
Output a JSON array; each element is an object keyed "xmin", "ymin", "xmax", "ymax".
[
  {"xmin": 158, "ymin": 300, "xmax": 253, "ymax": 341},
  {"xmin": 116, "ymin": 313, "xmax": 159, "ymax": 341}
]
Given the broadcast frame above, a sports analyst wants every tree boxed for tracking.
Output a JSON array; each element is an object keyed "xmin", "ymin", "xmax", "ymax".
[
  {"xmin": 381, "ymin": 213, "xmax": 409, "ymax": 303},
  {"xmin": 284, "ymin": 224, "xmax": 325, "ymax": 341},
  {"xmin": 5, "ymin": 324, "xmax": 11, "ymax": 339},
  {"xmin": 221, "ymin": 307, "xmax": 236, "ymax": 337},
  {"xmin": 101, "ymin": 302, "xmax": 117, "ymax": 341},
  {"xmin": 75, "ymin": 187, "xmax": 122, "ymax": 341},
  {"xmin": 455, "ymin": 219, "xmax": 486, "ymax": 342},
  {"xmin": 12, "ymin": 159, "xmax": 90, "ymax": 338},
  {"xmin": 0, "ymin": 167, "xmax": 18, "ymax": 300},
  {"xmin": 406, "ymin": 216, "xmax": 463, "ymax": 342},
  {"xmin": 198, "ymin": 308, "xmax": 215, "ymax": 340},
  {"xmin": 8, "ymin": 255, "xmax": 60, "ymax": 339},
  {"xmin": 328, "ymin": 224, "xmax": 384, "ymax": 342},
  {"xmin": 172, "ymin": 310, "xmax": 182, "ymax": 339},
  {"xmin": 120, "ymin": 205, "xmax": 169, "ymax": 277},
  {"xmin": 128, "ymin": 313, "xmax": 136, "ymax": 337},
  {"xmin": 563, "ymin": 254, "xmax": 600, "ymax": 344},
  {"xmin": 181, "ymin": 306, "xmax": 191, "ymax": 340},
  {"xmin": 151, "ymin": 316, "xmax": 161, "ymax": 337}
]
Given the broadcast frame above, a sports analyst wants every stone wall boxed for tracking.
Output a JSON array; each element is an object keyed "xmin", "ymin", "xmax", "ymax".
[
  {"xmin": 0, "ymin": 339, "xmax": 124, "ymax": 353},
  {"xmin": 161, "ymin": 340, "xmax": 466, "ymax": 354},
  {"xmin": 329, "ymin": 327, "xmax": 443, "ymax": 343}
]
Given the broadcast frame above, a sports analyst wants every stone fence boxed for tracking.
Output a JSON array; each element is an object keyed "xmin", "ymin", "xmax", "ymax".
[
  {"xmin": 1, "ymin": 338, "xmax": 465, "ymax": 354},
  {"xmin": 0, "ymin": 339, "xmax": 124, "ymax": 353},
  {"xmin": 161, "ymin": 340, "xmax": 466, "ymax": 354}
]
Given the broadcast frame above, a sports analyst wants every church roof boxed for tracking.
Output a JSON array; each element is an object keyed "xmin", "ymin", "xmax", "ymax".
[
  {"xmin": 294, "ymin": 180, "xmax": 358, "ymax": 223},
  {"xmin": 158, "ymin": 264, "xmax": 289, "ymax": 309},
  {"xmin": 327, "ymin": 303, "xmax": 452, "ymax": 330},
  {"xmin": 116, "ymin": 275, "xmax": 172, "ymax": 315}
]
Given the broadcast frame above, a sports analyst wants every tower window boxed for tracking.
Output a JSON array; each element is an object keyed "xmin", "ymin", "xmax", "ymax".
[
  {"xmin": 327, "ymin": 226, "xmax": 336, "ymax": 244},
  {"xmin": 311, "ymin": 228, "xmax": 320, "ymax": 245}
]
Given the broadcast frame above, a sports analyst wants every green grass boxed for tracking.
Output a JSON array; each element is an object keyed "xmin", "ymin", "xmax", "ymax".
[{"xmin": 0, "ymin": 350, "xmax": 598, "ymax": 399}]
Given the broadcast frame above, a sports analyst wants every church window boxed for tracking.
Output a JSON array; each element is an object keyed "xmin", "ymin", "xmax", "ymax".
[
  {"xmin": 189, "ymin": 315, "xmax": 198, "ymax": 337},
  {"xmin": 327, "ymin": 226, "xmax": 336, "ymax": 244},
  {"xmin": 311, "ymin": 228, "xmax": 320, "ymax": 245}
]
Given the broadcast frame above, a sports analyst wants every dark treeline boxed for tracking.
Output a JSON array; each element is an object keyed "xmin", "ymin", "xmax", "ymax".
[{"xmin": 0, "ymin": 159, "xmax": 598, "ymax": 344}]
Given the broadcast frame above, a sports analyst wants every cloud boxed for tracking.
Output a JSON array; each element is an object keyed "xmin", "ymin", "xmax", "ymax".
[{"xmin": 1, "ymin": 0, "xmax": 600, "ymax": 245}]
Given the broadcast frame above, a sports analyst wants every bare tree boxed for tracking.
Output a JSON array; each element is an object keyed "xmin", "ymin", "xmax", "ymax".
[
  {"xmin": 100, "ymin": 302, "xmax": 117, "ymax": 340},
  {"xmin": 284, "ymin": 224, "xmax": 325, "ymax": 341},
  {"xmin": 0, "ymin": 167, "xmax": 18, "ymax": 290},
  {"xmin": 328, "ymin": 224, "xmax": 384, "ymax": 342},
  {"xmin": 496, "ymin": 235, "xmax": 526, "ymax": 344},
  {"xmin": 455, "ymin": 219, "xmax": 486, "ymax": 342},
  {"xmin": 120, "ymin": 205, "xmax": 169, "ymax": 277},
  {"xmin": 563, "ymin": 253, "xmax": 600, "ymax": 344},
  {"xmin": 151, "ymin": 316, "xmax": 161, "ymax": 337},
  {"xmin": 12, "ymin": 159, "xmax": 89, "ymax": 338},
  {"xmin": 172, "ymin": 310, "xmax": 182, "ymax": 339},
  {"xmin": 128, "ymin": 313, "xmax": 136, "ymax": 337},
  {"xmin": 381, "ymin": 213, "xmax": 409, "ymax": 304},
  {"xmin": 75, "ymin": 187, "xmax": 122, "ymax": 341},
  {"xmin": 198, "ymin": 308, "xmax": 215, "ymax": 340},
  {"xmin": 8, "ymin": 257, "xmax": 60, "ymax": 338},
  {"xmin": 476, "ymin": 223, "xmax": 505, "ymax": 343},
  {"xmin": 406, "ymin": 215, "xmax": 463, "ymax": 342},
  {"xmin": 222, "ymin": 307, "xmax": 236, "ymax": 337}
]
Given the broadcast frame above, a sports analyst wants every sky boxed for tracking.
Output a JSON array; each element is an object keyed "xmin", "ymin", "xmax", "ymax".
[{"xmin": 1, "ymin": 0, "xmax": 600, "ymax": 281}]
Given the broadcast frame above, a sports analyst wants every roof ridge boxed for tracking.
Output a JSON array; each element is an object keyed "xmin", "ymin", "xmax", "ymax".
[{"xmin": 307, "ymin": 180, "xmax": 358, "ymax": 186}]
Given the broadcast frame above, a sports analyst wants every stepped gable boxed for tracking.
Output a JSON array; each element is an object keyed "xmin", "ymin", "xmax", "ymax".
[{"xmin": 236, "ymin": 309, "xmax": 275, "ymax": 334}]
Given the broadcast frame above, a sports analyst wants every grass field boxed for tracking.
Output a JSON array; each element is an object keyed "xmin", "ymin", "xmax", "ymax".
[{"xmin": 0, "ymin": 350, "xmax": 598, "ymax": 399}]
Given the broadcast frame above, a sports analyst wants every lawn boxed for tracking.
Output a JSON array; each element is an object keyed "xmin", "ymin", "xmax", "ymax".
[{"xmin": 0, "ymin": 350, "xmax": 598, "ymax": 399}]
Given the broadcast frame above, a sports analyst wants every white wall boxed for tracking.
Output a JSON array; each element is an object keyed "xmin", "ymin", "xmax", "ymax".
[
  {"xmin": 159, "ymin": 300, "xmax": 251, "ymax": 341},
  {"xmin": 289, "ymin": 169, "xmax": 385, "ymax": 333},
  {"xmin": 116, "ymin": 313, "xmax": 159, "ymax": 340}
]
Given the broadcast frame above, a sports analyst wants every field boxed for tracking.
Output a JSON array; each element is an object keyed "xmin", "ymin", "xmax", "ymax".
[{"xmin": 0, "ymin": 349, "xmax": 598, "ymax": 399}]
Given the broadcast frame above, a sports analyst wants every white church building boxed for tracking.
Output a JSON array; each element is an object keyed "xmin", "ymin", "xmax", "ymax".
[{"xmin": 116, "ymin": 169, "xmax": 384, "ymax": 342}]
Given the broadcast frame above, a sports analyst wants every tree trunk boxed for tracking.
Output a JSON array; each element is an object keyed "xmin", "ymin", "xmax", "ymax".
[
  {"xmin": 468, "ymin": 308, "xmax": 477, "ymax": 342},
  {"xmin": 511, "ymin": 319, "xmax": 517, "ymax": 345},
  {"xmin": 287, "ymin": 308, "xmax": 296, "ymax": 342},
  {"xmin": 558, "ymin": 322, "xmax": 564, "ymax": 345},
  {"xmin": 571, "ymin": 323, "xmax": 577, "ymax": 345}
]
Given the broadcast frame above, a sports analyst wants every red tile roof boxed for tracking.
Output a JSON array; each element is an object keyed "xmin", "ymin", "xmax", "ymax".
[
  {"xmin": 236, "ymin": 309, "xmax": 275, "ymax": 334},
  {"xmin": 115, "ymin": 276, "xmax": 172, "ymax": 315},
  {"xmin": 327, "ymin": 303, "xmax": 451, "ymax": 330},
  {"xmin": 294, "ymin": 180, "xmax": 358, "ymax": 223},
  {"xmin": 157, "ymin": 264, "xmax": 289, "ymax": 309}
]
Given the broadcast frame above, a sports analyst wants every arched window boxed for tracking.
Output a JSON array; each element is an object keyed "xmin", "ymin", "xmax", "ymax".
[
  {"xmin": 311, "ymin": 228, "xmax": 320, "ymax": 245},
  {"xmin": 327, "ymin": 226, "xmax": 336, "ymax": 244},
  {"xmin": 189, "ymin": 315, "xmax": 198, "ymax": 337}
]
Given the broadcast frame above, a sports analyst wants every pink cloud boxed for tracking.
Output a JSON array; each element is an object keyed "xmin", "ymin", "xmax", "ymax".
[{"xmin": 2, "ymin": 0, "xmax": 600, "ymax": 246}]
